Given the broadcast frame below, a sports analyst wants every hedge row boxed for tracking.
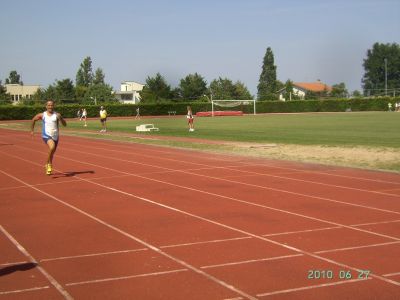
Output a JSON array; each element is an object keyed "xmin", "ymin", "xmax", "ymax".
[{"xmin": 0, "ymin": 97, "xmax": 399, "ymax": 120}]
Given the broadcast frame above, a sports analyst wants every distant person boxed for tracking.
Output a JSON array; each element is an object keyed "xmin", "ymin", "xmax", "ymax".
[
  {"xmin": 135, "ymin": 107, "xmax": 140, "ymax": 119},
  {"xmin": 99, "ymin": 106, "xmax": 107, "ymax": 132},
  {"xmin": 388, "ymin": 103, "xmax": 392, "ymax": 112},
  {"xmin": 187, "ymin": 106, "xmax": 194, "ymax": 132},
  {"xmin": 77, "ymin": 108, "xmax": 81, "ymax": 120},
  {"xmin": 81, "ymin": 108, "xmax": 87, "ymax": 127},
  {"xmin": 31, "ymin": 100, "xmax": 67, "ymax": 175}
]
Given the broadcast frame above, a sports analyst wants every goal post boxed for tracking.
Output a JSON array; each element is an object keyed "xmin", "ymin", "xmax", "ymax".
[{"xmin": 211, "ymin": 99, "xmax": 256, "ymax": 116}]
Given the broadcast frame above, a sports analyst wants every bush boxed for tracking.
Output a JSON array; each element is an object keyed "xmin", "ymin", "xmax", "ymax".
[{"xmin": 1, "ymin": 97, "xmax": 399, "ymax": 120}]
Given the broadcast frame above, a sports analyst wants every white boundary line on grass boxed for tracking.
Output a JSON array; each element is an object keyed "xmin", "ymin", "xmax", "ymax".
[{"xmin": 0, "ymin": 225, "xmax": 73, "ymax": 300}]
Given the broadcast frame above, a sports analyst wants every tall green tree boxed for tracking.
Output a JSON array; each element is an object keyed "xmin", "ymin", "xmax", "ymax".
[
  {"xmin": 0, "ymin": 80, "xmax": 12, "ymax": 103},
  {"xmin": 362, "ymin": 43, "xmax": 400, "ymax": 95},
  {"xmin": 140, "ymin": 73, "xmax": 172, "ymax": 102},
  {"xmin": 209, "ymin": 77, "xmax": 236, "ymax": 100},
  {"xmin": 93, "ymin": 68, "xmax": 105, "ymax": 85},
  {"xmin": 257, "ymin": 47, "xmax": 277, "ymax": 100},
  {"xmin": 84, "ymin": 83, "xmax": 115, "ymax": 103},
  {"xmin": 232, "ymin": 81, "xmax": 253, "ymax": 100},
  {"xmin": 76, "ymin": 57, "xmax": 93, "ymax": 87},
  {"xmin": 5, "ymin": 70, "xmax": 22, "ymax": 84},
  {"xmin": 179, "ymin": 73, "xmax": 207, "ymax": 100},
  {"xmin": 55, "ymin": 78, "xmax": 75, "ymax": 101},
  {"xmin": 209, "ymin": 77, "xmax": 253, "ymax": 100},
  {"xmin": 331, "ymin": 82, "xmax": 348, "ymax": 98}
]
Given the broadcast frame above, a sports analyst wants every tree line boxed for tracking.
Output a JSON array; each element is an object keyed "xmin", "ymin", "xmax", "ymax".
[{"xmin": 1, "ymin": 42, "xmax": 399, "ymax": 104}]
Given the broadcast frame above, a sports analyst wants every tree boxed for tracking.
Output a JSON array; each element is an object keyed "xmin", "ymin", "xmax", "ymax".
[
  {"xmin": 210, "ymin": 77, "xmax": 235, "ymax": 100},
  {"xmin": 257, "ymin": 47, "xmax": 278, "ymax": 100},
  {"xmin": 232, "ymin": 81, "xmax": 253, "ymax": 99},
  {"xmin": 55, "ymin": 78, "xmax": 75, "ymax": 101},
  {"xmin": 352, "ymin": 90, "xmax": 362, "ymax": 97},
  {"xmin": 140, "ymin": 73, "xmax": 172, "ymax": 102},
  {"xmin": 84, "ymin": 83, "xmax": 115, "ymax": 103},
  {"xmin": 76, "ymin": 57, "xmax": 93, "ymax": 87},
  {"xmin": 5, "ymin": 70, "xmax": 22, "ymax": 84},
  {"xmin": 0, "ymin": 80, "xmax": 12, "ymax": 103},
  {"xmin": 362, "ymin": 43, "xmax": 400, "ymax": 95},
  {"xmin": 179, "ymin": 73, "xmax": 207, "ymax": 100},
  {"xmin": 331, "ymin": 82, "xmax": 348, "ymax": 98},
  {"xmin": 209, "ymin": 77, "xmax": 253, "ymax": 100},
  {"xmin": 42, "ymin": 85, "xmax": 57, "ymax": 101},
  {"xmin": 93, "ymin": 68, "xmax": 105, "ymax": 85}
]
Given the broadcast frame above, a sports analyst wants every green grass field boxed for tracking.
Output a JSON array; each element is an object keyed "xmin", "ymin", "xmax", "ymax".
[{"xmin": 67, "ymin": 112, "xmax": 400, "ymax": 148}]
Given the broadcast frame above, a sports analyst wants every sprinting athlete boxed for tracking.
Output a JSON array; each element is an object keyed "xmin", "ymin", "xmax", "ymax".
[{"xmin": 31, "ymin": 100, "xmax": 67, "ymax": 175}]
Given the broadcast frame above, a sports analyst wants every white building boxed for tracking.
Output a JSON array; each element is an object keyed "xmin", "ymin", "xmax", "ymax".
[
  {"xmin": 278, "ymin": 81, "xmax": 332, "ymax": 101},
  {"xmin": 5, "ymin": 84, "xmax": 41, "ymax": 104},
  {"xmin": 114, "ymin": 81, "xmax": 144, "ymax": 104}
]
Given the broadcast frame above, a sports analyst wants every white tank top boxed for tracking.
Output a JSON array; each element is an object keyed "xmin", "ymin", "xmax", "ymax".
[{"xmin": 42, "ymin": 111, "xmax": 59, "ymax": 140}]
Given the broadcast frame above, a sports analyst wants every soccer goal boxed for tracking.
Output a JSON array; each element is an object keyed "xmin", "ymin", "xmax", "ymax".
[{"xmin": 211, "ymin": 99, "xmax": 256, "ymax": 116}]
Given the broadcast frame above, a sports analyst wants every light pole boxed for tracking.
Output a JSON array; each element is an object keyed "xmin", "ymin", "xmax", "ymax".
[{"xmin": 384, "ymin": 58, "xmax": 387, "ymax": 96}]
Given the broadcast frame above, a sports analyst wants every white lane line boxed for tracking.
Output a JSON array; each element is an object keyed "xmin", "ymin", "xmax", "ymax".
[
  {"xmin": 5, "ymin": 166, "xmax": 400, "ymax": 289},
  {"xmin": 383, "ymin": 272, "xmax": 400, "ymax": 277},
  {"xmin": 0, "ymin": 286, "xmax": 50, "ymax": 295},
  {"xmin": 65, "ymin": 269, "xmax": 188, "ymax": 287},
  {"xmin": 352, "ymin": 219, "xmax": 400, "ymax": 227},
  {"xmin": 0, "ymin": 170, "xmax": 257, "ymax": 300},
  {"xmin": 374, "ymin": 188, "xmax": 400, "ymax": 193},
  {"xmin": 53, "ymin": 142, "xmax": 400, "ymax": 216},
  {"xmin": 56, "ymin": 154, "xmax": 400, "ymax": 242},
  {"xmin": 6, "ymin": 137, "xmax": 400, "ymax": 216},
  {"xmin": 0, "ymin": 225, "xmax": 73, "ymax": 300},
  {"xmin": 315, "ymin": 241, "xmax": 400, "ymax": 254},
  {"xmin": 160, "ymin": 236, "xmax": 251, "ymax": 249},
  {"xmin": 263, "ymin": 226, "xmax": 341, "ymax": 237},
  {"xmin": 256, "ymin": 278, "xmax": 370, "ymax": 297},
  {"xmin": 60, "ymin": 139, "xmax": 400, "ymax": 196},
  {"xmin": 3, "ymin": 149, "xmax": 400, "ymax": 243},
  {"xmin": 0, "ymin": 260, "xmax": 29, "ymax": 267},
  {"xmin": 40, "ymin": 248, "xmax": 148, "ymax": 262},
  {"xmin": 4, "ymin": 128, "xmax": 400, "ymax": 185},
  {"xmin": 201, "ymin": 254, "xmax": 304, "ymax": 270},
  {"xmin": 3, "ymin": 143, "xmax": 400, "ymax": 288},
  {"xmin": 159, "ymin": 221, "xmax": 395, "ymax": 249}
]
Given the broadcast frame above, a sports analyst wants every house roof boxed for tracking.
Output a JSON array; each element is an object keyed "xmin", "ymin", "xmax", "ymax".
[{"xmin": 293, "ymin": 82, "xmax": 332, "ymax": 92}]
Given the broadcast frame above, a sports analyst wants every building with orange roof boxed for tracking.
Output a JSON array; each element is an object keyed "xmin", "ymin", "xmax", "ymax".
[{"xmin": 278, "ymin": 81, "xmax": 332, "ymax": 101}]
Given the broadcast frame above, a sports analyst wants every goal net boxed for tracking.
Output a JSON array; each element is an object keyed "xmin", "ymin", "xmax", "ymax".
[{"xmin": 211, "ymin": 99, "xmax": 256, "ymax": 116}]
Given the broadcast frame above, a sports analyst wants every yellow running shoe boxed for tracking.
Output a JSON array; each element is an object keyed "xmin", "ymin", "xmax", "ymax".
[{"xmin": 46, "ymin": 164, "xmax": 52, "ymax": 175}]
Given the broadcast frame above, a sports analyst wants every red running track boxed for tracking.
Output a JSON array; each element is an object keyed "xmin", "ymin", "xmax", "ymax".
[{"xmin": 0, "ymin": 128, "xmax": 400, "ymax": 299}]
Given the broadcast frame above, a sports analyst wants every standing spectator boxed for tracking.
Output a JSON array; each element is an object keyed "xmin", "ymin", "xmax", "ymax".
[
  {"xmin": 187, "ymin": 106, "xmax": 194, "ymax": 132},
  {"xmin": 99, "ymin": 106, "xmax": 107, "ymax": 132},
  {"xmin": 81, "ymin": 108, "xmax": 87, "ymax": 127},
  {"xmin": 135, "ymin": 107, "xmax": 140, "ymax": 119}
]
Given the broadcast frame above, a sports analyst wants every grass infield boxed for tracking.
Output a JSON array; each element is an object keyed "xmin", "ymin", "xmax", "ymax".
[{"xmin": 68, "ymin": 112, "xmax": 400, "ymax": 148}]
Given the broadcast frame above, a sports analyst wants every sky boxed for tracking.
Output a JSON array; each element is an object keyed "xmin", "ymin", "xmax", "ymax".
[{"xmin": 0, "ymin": 0, "xmax": 399, "ymax": 96}]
